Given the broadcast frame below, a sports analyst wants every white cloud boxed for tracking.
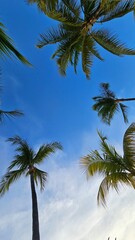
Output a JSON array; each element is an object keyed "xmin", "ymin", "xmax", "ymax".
[{"xmin": 1, "ymin": 129, "xmax": 135, "ymax": 240}]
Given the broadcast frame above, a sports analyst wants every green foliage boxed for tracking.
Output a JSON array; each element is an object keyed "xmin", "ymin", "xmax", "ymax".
[
  {"xmin": 92, "ymin": 83, "xmax": 128, "ymax": 125},
  {"xmin": 0, "ymin": 22, "xmax": 31, "ymax": 65},
  {"xmin": 0, "ymin": 136, "xmax": 63, "ymax": 195},
  {"xmin": 80, "ymin": 123, "xmax": 135, "ymax": 205},
  {"xmin": 36, "ymin": 0, "xmax": 135, "ymax": 79}
]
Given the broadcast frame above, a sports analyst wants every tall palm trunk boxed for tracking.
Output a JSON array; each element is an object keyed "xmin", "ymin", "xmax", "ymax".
[{"xmin": 30, "ymin": 173, "xmax": 40, "ymax": 240}]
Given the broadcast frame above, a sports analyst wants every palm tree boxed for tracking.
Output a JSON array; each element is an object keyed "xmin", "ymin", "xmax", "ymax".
[
  {"xmin": 0, "ymin": 136, "xmax": 62, "ymax": 240},
  {"xmin": 80, "ymin": 122, "xmax": 135, "ymax": 206},
  {"xmin": 36, "ymin": 0, "xmax": 135, "ymax": 79},
  {"xmin": 0, "ymin": 22, "xmax": 31, "ymax": 65},
  {"xmin": 92, "ymin": 82, "xmax": 135, "ymax": 125}
]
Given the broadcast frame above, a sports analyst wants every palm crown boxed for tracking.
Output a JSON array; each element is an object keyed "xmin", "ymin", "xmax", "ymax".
[
  {"xmin": 37, "ymin": 0, "xmax": 135, "ymax": 79},
  {"xmin": 92, "ymin": 82, "xmax": 135, "ymax": 125},
  {"xmin": 80, "ymin": 123, "xmax": 135, "ymax": 206}
]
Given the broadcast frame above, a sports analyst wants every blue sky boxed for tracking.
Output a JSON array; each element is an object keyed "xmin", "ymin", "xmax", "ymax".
[{"xmin": 1, "ymin": 1, "xmax": 135, "ymax": 240}]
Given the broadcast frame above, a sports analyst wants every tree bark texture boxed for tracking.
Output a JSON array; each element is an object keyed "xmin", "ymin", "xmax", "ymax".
[{"xmin": 30, "ymin": 174, "xmax": 40, "ymax": 240}]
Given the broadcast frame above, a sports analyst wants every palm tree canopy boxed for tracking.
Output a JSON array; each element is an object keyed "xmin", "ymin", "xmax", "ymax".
[
  {"xmin": 80, "ymin": 123, "xmax": 135, "ymax": 205},
  {"xmin": 37, "ymin": 0, "xmax": 135, "ymax": 79},
  {"xmin": 0, "ymin": 136, "xmax": 62, "ymax": 195},
  {"xmin": 92, "ymin": 83, "xmax": 128, "ymax": 125},
  {"xmin": 0, "ymin": 22, "xmax": 31, "ymax": 65}
]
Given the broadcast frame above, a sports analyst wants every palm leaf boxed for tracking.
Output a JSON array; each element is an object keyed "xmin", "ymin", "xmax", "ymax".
[
  {"xmin": 0, "ymin": 109, "xmax": 23, "ymax": 122},
  {"xmin": 0, "ymin": 169, "xmax": 26, "ymax": 196},
  {"xmin": 97, "ymin": 172, "xmax": 135, "ymax": 205},
  {"xmin": 100, "ymin": 0, "xmax": 135, "ymax": 23},
  {"xmin": 34, "ymin": 142, "xmax": 62, "ymax": 164},
  {"xmin": 0, "ymin": 22, "xmax": 31, "ymax": 65},
  {"xmin": 33, "ymin": 167, "xmax": 48, "ymax": 191},
  {"xmin": 123, "ymin": 122, "xmax": 135, "ymax": 166},
  {"xmin": 92, "ymin": 29, "xmax": 135, "ymax": 56}
]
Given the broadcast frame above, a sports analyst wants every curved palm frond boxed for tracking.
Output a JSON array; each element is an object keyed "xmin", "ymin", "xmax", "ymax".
[
  {"xmin": 0, "ymin": 22, "xmax": 31, "ymax": 65},
  {"xmin": 33, "ymin": 142, "xmax": 62, "ymax": 165},
  {"xmin": 92, "ymin": 83, "xmax": 128, "ymax": 125},
  {"xmin": 81, "ymin": 124, "xmax": 135, "ymax": 205},
  {"xmin": 123, "ymin": 122, "xmax": 135, "ymax": 166},
  {"xmin": 0, "ymin": 109, "xmax": 23, "ymax": 123},
  {"xmin": 0, "ymin": 169, "xmax": 26, "ymax": 196}
]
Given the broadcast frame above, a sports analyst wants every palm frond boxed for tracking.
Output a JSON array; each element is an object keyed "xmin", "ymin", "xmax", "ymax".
[
  {"xmin": 34, "ymin": 142, "xmax": 62, "ymax": 164},
  {"xmin": 0, "ymin": 109, "xmax": 23, "ymax": 123},
  {"xmin": 97, "ymin": 172, "xmax": 135, "ymax": 205},
  {"xmin": 119, "ymin": 103, "xmax": 128, "ymax": 123},
  {"xmin": 100, "ymin": 0, "xmax": 135, "ymax": 23},
  {"xmin": 0, "ymin": 22, "xmax": 31, "ymax": 65},
  {"xmin": 92, "ymin": 29, "xmax": 135, "ymax": 56},
  {"xmin": 0, "ymin": 169, "xmax": 25, "ymax": 196},
  {"xmin": 37, "ymin": 27, "xmax": 70, "ymax": 48},
  {"xmin": 82, "ymin": 36, "xmax": 93, "ymax": 79},
  {"xmin": 44, "ymin": 2, "xmax": 82, "ymax": 26},
  {"xmin": 123, "ymin": 122, "xmax": 135, "ymax": 166},
  {"xmin": 33, "ymin": 167, "xmax": 48, "ymax": 191}
]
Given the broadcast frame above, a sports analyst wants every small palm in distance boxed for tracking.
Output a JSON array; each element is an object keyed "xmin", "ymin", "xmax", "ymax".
[
  {"xmin": 92, "ymin": 82, "xmax": 135, "ymax": 125},
  {"xmin": 36, "ymin": 0, "xmax": 135, "ymax": 79}
]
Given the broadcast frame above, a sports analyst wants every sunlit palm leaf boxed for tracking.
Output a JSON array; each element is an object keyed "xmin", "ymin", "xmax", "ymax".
[
  {"xmin": 92, "ymin": 29, "xmax": 135, "ymax": 56},
  {"xmin": 81, "ymin": 124, "xmax": 135, "ymax": 205}
]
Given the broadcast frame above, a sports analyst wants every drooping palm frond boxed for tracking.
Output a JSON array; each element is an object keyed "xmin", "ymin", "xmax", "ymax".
[
  {"xmin": 91, "ymin": 29, "xmax": 135, "ymax": 56},
  {"xmin": 33, "ymin": 167, "xmax": 48, "ymax": 191},
  {"xmin": 37, "ymin": 0, "xmax": 135, "ymax": 79},
  {"xmin": 123, "ymin": 122, "xmax": 135, "ymax": 167},
  {"xmin": 81, "ymin": 124, "xmax": 135, "ymax": 205},
  {"xmin": 92, "ymin": 83, "xmax": 128, "ymax": 124},
  {"xmin": 0, "ymin": 169, "xmax": 26, "ymax": 196},
  {"xmin": 0, "ymin": 22, "xmax": 31, "ymax": 65},
  {"xmin": 0, "ymin": 109, "xmax": 23, "ymax": 123}
]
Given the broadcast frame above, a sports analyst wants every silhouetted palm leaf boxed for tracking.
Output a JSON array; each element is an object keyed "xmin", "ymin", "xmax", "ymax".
[{"xmin": 92, "ymin": 83, "xmax": 132, "ymax": 125}]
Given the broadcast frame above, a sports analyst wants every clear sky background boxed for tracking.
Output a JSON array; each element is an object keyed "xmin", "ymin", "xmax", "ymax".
[{"xmin": 1, "ymin": 1, "xmax": 135, "ymax": 240}]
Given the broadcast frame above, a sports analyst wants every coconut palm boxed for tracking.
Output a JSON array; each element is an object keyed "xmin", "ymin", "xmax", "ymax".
[
  {"xmin": 92, "ymin": 82, "xmax": 135, "ymax": 125},
  {"xmin": 80, "ymin": 122, "xmax": 135, "ymax": 206},
  {"xmin": 0, "ymin": 22, "xmax": 31, "ymax": 65},
  {"xmin": 0, "ymin": 136, "xmax": 62, "ymax": 240},
  {"xmin": 37, "ymin": 0, "xmax": 135, "ymax": 79}
]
